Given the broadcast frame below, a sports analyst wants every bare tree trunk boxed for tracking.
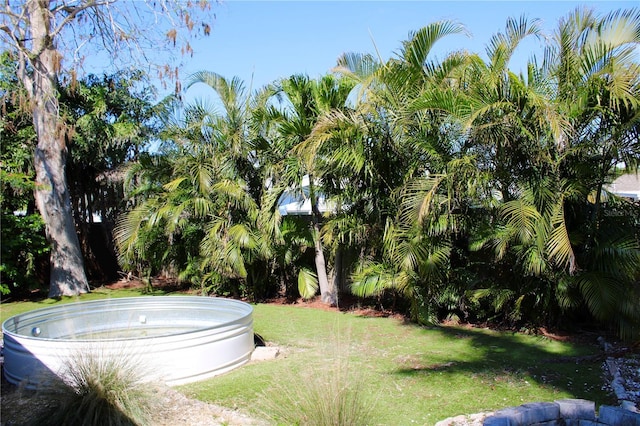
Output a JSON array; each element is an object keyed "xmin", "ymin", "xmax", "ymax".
[
  {"xmin": 309, "ymin": 179, "xmax": 336, "ymax": 305},
  {"xmin": 24, "ymin": 0, "xmax": 89, "ymax": 297},
  {"xmin": 313, "ymin": 221, "xmax": 336, "ymax": 305}
]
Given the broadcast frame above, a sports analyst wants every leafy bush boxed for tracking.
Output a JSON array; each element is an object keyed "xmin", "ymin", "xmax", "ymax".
[{"xmin": 0, "ymin": 211, "xmax": 49, "ymax": 295}]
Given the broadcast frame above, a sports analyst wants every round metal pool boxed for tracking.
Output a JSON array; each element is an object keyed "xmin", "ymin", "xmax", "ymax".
[{"xmin": 2, "ymin": 296, "xmax": 254, "ymax": 387}]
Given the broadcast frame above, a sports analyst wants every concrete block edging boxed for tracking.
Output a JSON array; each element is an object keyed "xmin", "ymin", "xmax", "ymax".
[{"xmin": 483, "ymin": 399, "xmax": 640, "ymax": 426}]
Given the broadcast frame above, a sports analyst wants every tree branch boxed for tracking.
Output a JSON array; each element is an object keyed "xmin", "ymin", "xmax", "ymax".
[
  {"xmin": 1, "ymin": 0, "xmax": 29, "ymax": 47},
  {"xmin": 49, "ymin": 0, "xmax": 117, "ymax": 41}
]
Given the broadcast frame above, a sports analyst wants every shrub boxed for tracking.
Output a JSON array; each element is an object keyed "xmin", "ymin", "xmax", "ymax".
[{"xmin": 0, "ymin": 212, "xmax": 49, "ymax": 295}]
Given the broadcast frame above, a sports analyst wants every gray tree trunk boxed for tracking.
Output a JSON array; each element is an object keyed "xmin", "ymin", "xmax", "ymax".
[
  {"xmin": 23, "ymin": 0, "xmax": 90, "ymax": 297},
  {"xmin": 309, "ymin": 179, "xmax": 336, "ymax": 305},
  {"xmin": 313, "ymin": 221, "xmax": 336, "ymax": 305}
]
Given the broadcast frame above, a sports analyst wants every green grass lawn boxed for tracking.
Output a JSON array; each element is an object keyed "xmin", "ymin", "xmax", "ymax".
[
  {"xmin": 180, "ymin": 303, "xmax": 612, "ymax": 424},
  {"xmin": 1, "ymin": 290, "xmax": 613, "ymax": 425}
]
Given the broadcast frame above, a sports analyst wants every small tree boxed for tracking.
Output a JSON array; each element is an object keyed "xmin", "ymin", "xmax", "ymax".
[
  {"xmin": 0, "ymin": 0, "xmax": 215, "ymax": 297},
  {"xmin": 62, "ymin": 71, "xmax": 157, "ymax": 282}
]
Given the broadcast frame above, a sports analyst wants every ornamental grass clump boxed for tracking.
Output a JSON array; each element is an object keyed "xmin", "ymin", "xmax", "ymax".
[
  {"xmin": 261, "ymin": 339, "xmax": 374, "ymax": 426},
  {"xmin": 33, "ymin": 347, "xmax": 157, "ymax": 426}
]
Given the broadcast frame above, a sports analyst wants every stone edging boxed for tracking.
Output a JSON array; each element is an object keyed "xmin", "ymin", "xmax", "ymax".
[
  {"xmin": 483, "ymin": 399, "xmax": 640, "ymax": 425},
  {"xmin": 603, "ymin": 354, "xmax": 638, "ymax": 412}
]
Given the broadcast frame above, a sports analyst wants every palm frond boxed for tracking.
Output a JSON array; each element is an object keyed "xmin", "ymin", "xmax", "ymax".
[
  {"xmin": 399, "ymin": 175, "xmax": 445, "ymax": 225},
  {"xmin": 350, "ymin": 261, "xmax": 397, "ymax": 297},
  {"xmin": 186, "ymin": 71, "xmax": 246, "ymax": 116},
  {"xmin": 298, "ymin": 267, "xmax": 319, "ymax": 300},
  {"xmin": 333, "ymin": 52, "xmax": 381, "ymax": 81},
  {"xmin": 400, "ymin": 21, "xmax": 468, "ymax": 72},
  {"xmin": 576, "ymin": 272, "xmax": 624, "ymax": 321},
  {"xmin": 546, "ymin": 200, "xmax": 577, "ymax": 274}
]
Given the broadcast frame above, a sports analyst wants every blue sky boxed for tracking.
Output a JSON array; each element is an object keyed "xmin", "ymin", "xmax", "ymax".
[{"xmin": 182, "ymin": 1, "xmax": 636, "ymax": 100}]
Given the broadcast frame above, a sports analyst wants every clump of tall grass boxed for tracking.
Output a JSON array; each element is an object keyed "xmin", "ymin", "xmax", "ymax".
[
  {"xmin": 32, "ymin": 346, "xmax": 158, "ymax": 426},
  {"xmin": 260, "ymin": 337, "xmax": 374, "ymax": 426}
]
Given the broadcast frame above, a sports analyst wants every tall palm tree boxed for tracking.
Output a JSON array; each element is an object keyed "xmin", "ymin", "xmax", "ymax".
[
  {"xmin": 328, "ymin": 21, "xmax": 476, "ymax": 322},
  {"xmin": 261, "ymin": 74, "xmax": 356, "ymax": 305},
  {"xmin": 459, "ymin": 9, "xmax": 640, "ymax": 334},
  {"xmin": 116, "ymin": 73, "xmax": 265, "ymax": 297},
  {"xmin": 543, "ymin": 7, "xmax": 640, "ymax": 338},
  {"xmin": 430, "ymin": 16, "xmax": 570, "ymax": 323}
]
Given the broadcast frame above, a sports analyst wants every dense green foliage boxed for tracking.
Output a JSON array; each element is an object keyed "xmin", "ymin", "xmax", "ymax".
[
  {"xmin": 2, "ymin": 8, "xmax": 637, "ymax": 338},
  {"xmin": 0, "ymin": 213, "xmax": 48, "ymax": 295},
  {"xmin": 1, "ymin": 61, "xmax": 157, "ymax": 292},
  {"xmin": 60, "ymin": 72, "xmax": 157, "ymax": 282},
  {"xmin": 0, "ymin": 51, "xmax": 48, "ymax": 295},
  {"xmin": 115, "ymin": 7, "xmax": 640, "ymax": 338}
]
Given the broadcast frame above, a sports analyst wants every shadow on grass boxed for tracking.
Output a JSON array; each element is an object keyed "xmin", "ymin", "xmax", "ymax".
[{"xmin": 393, "ymin": 324, "xmax": 614, "ymax": 407}]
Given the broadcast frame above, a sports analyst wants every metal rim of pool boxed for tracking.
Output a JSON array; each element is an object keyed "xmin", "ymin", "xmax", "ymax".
[{"xmin": 2, "ymin": 296, "xmax": 254, "ymax": 388}]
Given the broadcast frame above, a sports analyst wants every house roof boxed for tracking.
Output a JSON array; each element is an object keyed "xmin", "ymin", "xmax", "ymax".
[
  {"xmin": 611, "ymin": 173, "xmax": 640, "ymax": 191},
  {"xmin": 278, "ymin": 195, "xmax": 334, "ymax": 216},
  {"xmin": 608, "ymin": 173, "xmax": 640, "ymax": 200}
]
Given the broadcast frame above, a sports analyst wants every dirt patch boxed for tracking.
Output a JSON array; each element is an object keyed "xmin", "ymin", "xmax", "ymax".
[
  {"xmin": 261, "ymin": 292, "xmax": 407, "ymax": 321},
  {"xmin": 105, "ymin": 276, "xmax": 408, "ymax": 320},
  {"xmin": 100, "ymin": 275, "xmax": 196, "ymax": 293}
]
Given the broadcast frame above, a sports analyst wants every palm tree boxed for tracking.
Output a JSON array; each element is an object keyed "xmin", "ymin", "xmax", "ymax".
[
  {"xmin": 543, "ymin": 7, "xmax": 640, "ymax": 338},
  {"xmin": 458, "ymin": 9, "xmax": 640, "ymax": 334},
  {"xmin": 260, "ymin": 74, "xmax": 356, "ymax": 305},
  {"xmin": 328, "ymin": 21, "xmax": 476, "ymax": 322},
  {"xmin": 116, "ymin": 73, "xmax": 265, "ymax": 297},
  {"xmin": 431, "ymin": 16, "xmax": 570, "ymax": 323}
]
